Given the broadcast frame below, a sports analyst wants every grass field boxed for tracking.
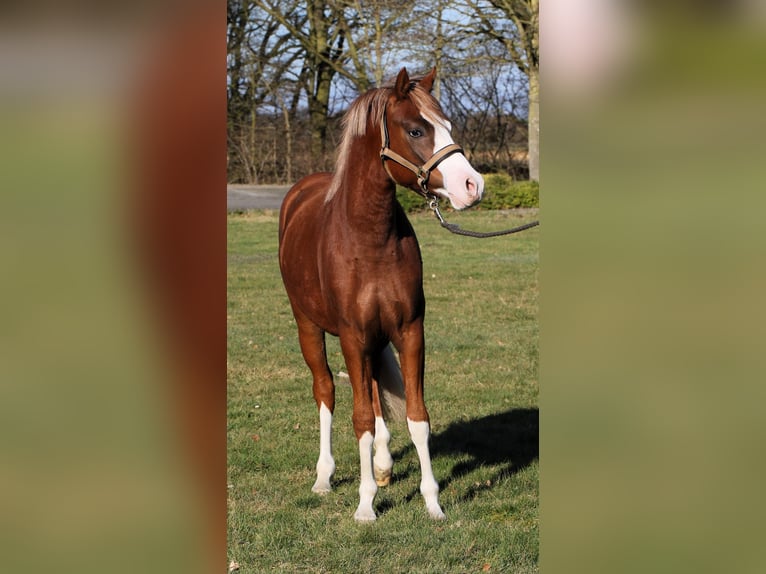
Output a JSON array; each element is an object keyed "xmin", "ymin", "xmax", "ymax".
[{"xmin": 227, "ymin": 209, "xmax": 539, "ymax": 573}]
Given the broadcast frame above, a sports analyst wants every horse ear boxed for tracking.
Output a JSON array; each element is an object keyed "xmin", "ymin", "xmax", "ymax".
[
  {"xmin": 394, "ymin": 67, "xmax": 410, "ymax": 99},
  {"xmin": 419, "ymin": 67, "xmax": 437, "ymax": 93}
]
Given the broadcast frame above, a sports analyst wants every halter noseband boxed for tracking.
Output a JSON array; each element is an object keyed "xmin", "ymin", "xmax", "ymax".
[{"xmin": 379, "ymin": 107, "xmax": 465, "ymax": 198}]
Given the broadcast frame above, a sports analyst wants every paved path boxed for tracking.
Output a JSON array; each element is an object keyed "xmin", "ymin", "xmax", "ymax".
[
  {"xmin": 228, "ymin": 184, "xmax": 540, "ymax": 221},
  {"xmin": 227, "ymin": 184, "xmax": 291, "ymax": 211}
]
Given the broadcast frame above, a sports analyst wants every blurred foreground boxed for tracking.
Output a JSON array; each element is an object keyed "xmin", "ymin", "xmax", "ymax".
[
  {"xmin": 1, "ymin": 2, "xmax": 224, "ymax": 573},
  {"xmin": 543, "ymin": 2, "xmax": 766, "ymax": 573},
  {"xmin": 2, "ymin": 1, "xmax": 766, "ymax": 573}
]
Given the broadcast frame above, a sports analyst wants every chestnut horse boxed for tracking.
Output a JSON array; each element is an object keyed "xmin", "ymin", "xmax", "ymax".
[{"xmin": 278, "ymin": 67, "xmax": 483, "ymax": 521}]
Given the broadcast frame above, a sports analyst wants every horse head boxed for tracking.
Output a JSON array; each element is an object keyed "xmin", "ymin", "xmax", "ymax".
[{"xmin": 381, "ymin": 67, "xmax": 484, "ymax": 210}]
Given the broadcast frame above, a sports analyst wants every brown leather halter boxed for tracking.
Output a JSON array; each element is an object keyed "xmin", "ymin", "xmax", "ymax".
[{"xmin": 379, "ymin": 107, "xmax": 465, "ymax": 198}]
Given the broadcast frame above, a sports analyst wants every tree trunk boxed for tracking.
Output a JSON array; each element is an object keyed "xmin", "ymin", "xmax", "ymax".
[
  {"xmin": 309, "ymin": 63, "xmax": 333, "ymax": 170},
  {"xmin": 527, "ymin": 66, "xmax": 539, "ymax": 181},
  {"xmin": 278, "ymin": 92, "xmax": 293, "ymax": 183},
  {"xmin": 248, "ymin": 110, "xmax": 258, "ymax": 184},
  {"xmin": 433, "ymin": 0, "xmax": 445, "ymax": 100},
  {"xmin": 307, "ymin": 0, "xmax": 334, "ymax": 171}
]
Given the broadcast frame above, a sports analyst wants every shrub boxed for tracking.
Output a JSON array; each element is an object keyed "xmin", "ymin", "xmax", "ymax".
[
  {"xmin": 395, "ymin": 175, "xmax": 539, "ymax": 213},
  {"xmin": 478, "ymin": 174, "xmax": 539, "ymax": 210}
]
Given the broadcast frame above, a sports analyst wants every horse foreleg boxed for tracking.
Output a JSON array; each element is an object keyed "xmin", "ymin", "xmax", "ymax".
[
  {"xmin": 340, "ymin": 335, "xmax": 378, "ymax": 522},
  {"xmin": 294, "ymin": 316, "xmax": 335, "ymax": 494},
  {"xmin": 313, "ymin": 402, "xmax": 335, "ymax": 494},
  {"xmin": 355, "ymin": 430, "xmax": 377, "ymax": 522},
  {"xmin": 407, "ymin": 418, "xmax": 445, "ymax": 520},
  {"xmin": 396, "ymin": 323, "xmax": 446, "ymax": 520}
]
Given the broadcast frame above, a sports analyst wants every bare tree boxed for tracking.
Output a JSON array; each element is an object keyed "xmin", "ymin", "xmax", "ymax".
[
  {"xmin": 228, "ymin": 0, "xmax": 304, "ymax": 182},
  {"xmin": 464, "ymin": 0, "xmax": 539, "ymax": 180},
  {"xmin": 254, "ymin": 0, "xmax": 414, "ymax": 169},
  {"xmin": 226, "ymin": 0, "xmax": 537, "ymax": 183},
  {"xmin": 442, "ymin": 45, "xmax": 528, "ymax": 177}
]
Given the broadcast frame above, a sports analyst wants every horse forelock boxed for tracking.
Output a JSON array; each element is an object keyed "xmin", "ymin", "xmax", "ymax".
[{"xmin": 325, "ymin": 80, "xmax": 446, "ymax": 202}]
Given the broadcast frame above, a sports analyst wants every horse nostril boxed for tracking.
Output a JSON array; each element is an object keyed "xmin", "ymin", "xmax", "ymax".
[{"xmin": 466, "ymin": 178, "xmax": 478, "ymax": 197}]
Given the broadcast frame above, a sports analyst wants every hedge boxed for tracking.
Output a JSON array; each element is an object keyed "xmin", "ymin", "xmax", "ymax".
[{"xmin": 396, "ymin": 174, "xmax": 538, "ymax": 213}]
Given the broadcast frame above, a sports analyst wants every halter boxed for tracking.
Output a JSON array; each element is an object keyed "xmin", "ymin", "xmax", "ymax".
[
  {"xmin": 379, "ymin": 104, "xmax": 540, "ymax": 238},
  {"xmin": 379, "ymin": 107, "xmax": 465, "ymax": 198}
]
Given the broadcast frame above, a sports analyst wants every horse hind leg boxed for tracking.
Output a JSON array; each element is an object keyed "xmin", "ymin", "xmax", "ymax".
[
  {"xmin": 294, "ymin": 316, "xmax": 335, "ymax": 494},
  {"xmin": 371, "ymin": 381, "xmax": 392, "ymax": 487},
  {"xmin": 371, "ymin": 345, "xmax": 404, "ymax": 487}
]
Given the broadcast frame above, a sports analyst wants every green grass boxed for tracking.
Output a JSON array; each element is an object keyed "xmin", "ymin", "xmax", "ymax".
[{"xmin": 228, "ymin": 209, "xmax": 539, "ymax": 573}]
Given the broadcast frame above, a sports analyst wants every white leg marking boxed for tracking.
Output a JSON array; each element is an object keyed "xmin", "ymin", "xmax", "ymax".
[
  {"xmin": 312, "ymin": 403, "xmax": 335, "ymax": 494},
  {"xmin": 354, "ymin": 431, "xmax": 378, "ymax": 522},
  {"xmin": 407, "ymin": 418, "xmax": 446, "ymax": 520},
  {"xmin": 373, "ymin": 416, "xmax": 393, "ymax": 486}
]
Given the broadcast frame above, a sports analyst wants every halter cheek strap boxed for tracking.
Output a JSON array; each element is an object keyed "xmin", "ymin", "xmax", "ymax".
[{"xmin": 379, "ymin": 108, "xmax": 465, "ymax": 198}]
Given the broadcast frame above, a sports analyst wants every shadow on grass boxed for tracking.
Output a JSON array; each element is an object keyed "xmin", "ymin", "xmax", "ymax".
[
  {"xmin": 385, "ymin": 408, "xmax": 538, "ymax": 511},
  {"xmin": 432, "ymin": 408, "xmax": 539, "ymax": 501}
]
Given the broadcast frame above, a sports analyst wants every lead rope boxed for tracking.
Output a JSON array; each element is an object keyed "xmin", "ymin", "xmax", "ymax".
[{"xmin": 428, "ymin": 198, "xmax": 540, "ymax": 238}]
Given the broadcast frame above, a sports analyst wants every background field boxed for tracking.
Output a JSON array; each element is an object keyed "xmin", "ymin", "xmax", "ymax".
[{"xmin": 227, "ymin": 209, "xmax": 539, "ymax": 573}]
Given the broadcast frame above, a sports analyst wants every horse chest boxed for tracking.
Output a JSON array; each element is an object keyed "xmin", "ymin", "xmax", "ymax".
[{"xmin": 326, "ymin": 250, "xmax": 423, "ymax": 331}]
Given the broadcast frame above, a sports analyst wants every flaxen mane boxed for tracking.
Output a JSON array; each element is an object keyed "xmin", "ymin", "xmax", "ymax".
[{"xmin": 325, "ymin": 79, "xmax": 448, "ymax": 202}]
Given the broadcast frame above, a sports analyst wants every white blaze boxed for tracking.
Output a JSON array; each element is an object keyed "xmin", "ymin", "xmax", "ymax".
[{"xmin": 422, "ymin": 112, "xmax": 484, "ymax": 210}]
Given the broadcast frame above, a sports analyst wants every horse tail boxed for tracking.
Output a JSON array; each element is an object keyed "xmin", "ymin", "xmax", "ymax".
[{"xmin": 375, "ymin": 345, "xmax": 406, "ymax": 422}]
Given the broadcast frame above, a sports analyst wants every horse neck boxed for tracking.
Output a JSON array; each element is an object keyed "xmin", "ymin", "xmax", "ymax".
[{"xmin": 333, "ymin": 132, "xmax": 401, "ymax": 243}]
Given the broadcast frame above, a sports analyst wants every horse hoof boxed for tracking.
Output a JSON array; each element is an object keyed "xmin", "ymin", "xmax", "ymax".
[
  {"xmin": 353, "ymin": 508, "xmax": 377, "ymax": 523},
  {"xmin": 428, "ymin": 506, "xmax": 446, "ymax": 520},
  {"xmin": 311, "ymin": 482, "xmax": 331, "ymax": 495},
  {"xmin": 374, "ymin": 466, "xmax": 392, "ymax": 487}
]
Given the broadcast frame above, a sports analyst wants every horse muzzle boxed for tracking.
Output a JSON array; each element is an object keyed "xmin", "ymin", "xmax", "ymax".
[{"xmin": 437, "ymin": 160, "xmax": 484, "ymax": 210}]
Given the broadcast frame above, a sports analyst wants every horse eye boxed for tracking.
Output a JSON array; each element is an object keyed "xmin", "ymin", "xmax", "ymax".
[{"xmin": 408, "ymin": 129, "xmax": 423, "ymax": 138}]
